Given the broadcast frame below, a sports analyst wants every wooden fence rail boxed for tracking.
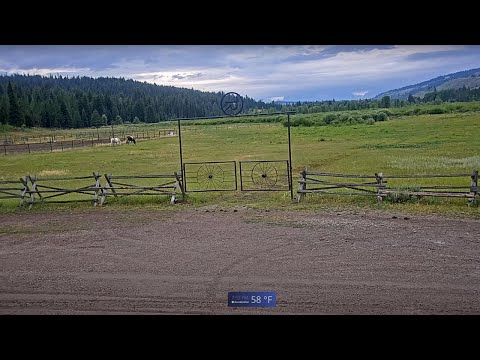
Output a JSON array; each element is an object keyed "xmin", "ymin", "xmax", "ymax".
[
  {"xmin": 0, "ymin": 171, "xmax": 183, "ymax": 208},
  {"xmin": 101, "ymin": 172, "xmax": 184, "ymax": 205},
  {"xmin": 297, "ymin": 169, "xmax": 479, "ymax": 204},
  {"xmin": 25, "ymin": 172, "xmax": 103, "ymax": 208},
  {"xmin": 0, "ymin": 178, "xmax": 30, "ymax": 206}
]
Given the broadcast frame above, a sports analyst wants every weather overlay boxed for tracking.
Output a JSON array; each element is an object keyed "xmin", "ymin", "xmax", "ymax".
[{"xmin": 227, "ymin": 291, "xmax": 276, "ymax": 307}]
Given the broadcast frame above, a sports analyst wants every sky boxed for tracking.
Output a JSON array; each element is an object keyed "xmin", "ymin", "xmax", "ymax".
[{"xmin": 0, "ymin": 45, "xmax": 479, "ymax": 102}]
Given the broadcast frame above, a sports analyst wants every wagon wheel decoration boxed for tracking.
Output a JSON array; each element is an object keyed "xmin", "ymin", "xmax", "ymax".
[
  {"xmin": 196, "ymin": 164, "xmax": 225, "ymax": 190},
  {"xmin": 251, "ymin": 162, "xmax": 278, "ymax": 189}
]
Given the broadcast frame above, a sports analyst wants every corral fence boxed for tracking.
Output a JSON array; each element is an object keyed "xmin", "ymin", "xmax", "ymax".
[
  {"xmin": 0, "ymin": 172, "xmax": 183, "ymax": 208},
  {"xmin": 182, "ymin": 160, "xmax": 291, "ymax": 192},
  {"xmin": 297, "ymin": 169, "xmax": 479, "ymax": 204},
  {"xmin": 1, "ymin": 129, "xmax": 176, "ymax": 155}
]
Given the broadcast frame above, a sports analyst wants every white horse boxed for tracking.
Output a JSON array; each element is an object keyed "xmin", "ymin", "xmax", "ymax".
[{"xmin": 110, "ymin": 137, "xmax": 121, "ymax": 145}]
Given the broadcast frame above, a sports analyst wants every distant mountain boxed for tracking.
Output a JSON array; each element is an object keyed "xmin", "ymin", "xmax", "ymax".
[
  {"xmin": 272, "ymin": 100, "xmax": 299, "ymax": 105},
  {"xmin": 374, "ymin": 67, "xmax": 480, "ymax": 100}
]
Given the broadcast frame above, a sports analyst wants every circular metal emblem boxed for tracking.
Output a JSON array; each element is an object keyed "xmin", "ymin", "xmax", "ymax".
[{"xmin": 221, "ymin": 92, "xmax": 243, "ymax": 116}]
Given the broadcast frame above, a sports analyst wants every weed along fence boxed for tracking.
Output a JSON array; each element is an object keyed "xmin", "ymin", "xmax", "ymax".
[
  {"xmin": 0, "ymin": 172, "xmax": 183, "ymax": 208},
  {"xmin": 297, "ymin": 169, "xmax": 479, "ymax": 204}
]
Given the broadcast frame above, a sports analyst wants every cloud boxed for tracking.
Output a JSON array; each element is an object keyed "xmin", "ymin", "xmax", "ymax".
[
  {"xmin": 0, "ymin": 66, "xmax": 91, "ymax": 76},
  {"xmin": 267, "ymin": 96, "xmax": 285, "ymax": 102},
  {"xmin": 0, "ymin": 45, "xmax": 479, "ymax": 101},
  {"xmin": 171, "ymin": 72, "xmax": 202, "ymax": 80},
  {"xmin": 352, "ymin": 91, "xmax": 368, "ymax": 97}
]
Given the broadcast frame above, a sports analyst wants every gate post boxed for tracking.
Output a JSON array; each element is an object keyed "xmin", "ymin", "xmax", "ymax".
[
  {"xmin": 297, "ymin": 168, "xmax": 307, "ymax": 202},
  {"xmin": 375, "ymin": 172, "xmax": 384, "ymax": 201}
]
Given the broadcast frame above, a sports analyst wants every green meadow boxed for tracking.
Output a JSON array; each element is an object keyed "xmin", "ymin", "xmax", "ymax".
[{"xmin": 1, "ymin": 111, "xmax": 479, "ymax": 216}]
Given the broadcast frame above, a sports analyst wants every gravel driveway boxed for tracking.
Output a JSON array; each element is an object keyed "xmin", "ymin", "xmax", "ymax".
[{"xmin": 1, "ymin": 206, "xmax": 479, "ymax": 314}]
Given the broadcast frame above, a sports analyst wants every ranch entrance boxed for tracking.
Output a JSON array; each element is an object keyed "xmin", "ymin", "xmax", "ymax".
[{"xmin": 177, "ymin": 92, "xmax": 296, "ymax": 198}]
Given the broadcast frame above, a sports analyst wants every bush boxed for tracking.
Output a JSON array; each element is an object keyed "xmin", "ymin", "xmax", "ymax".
[
  {"xmin": 374, "ymin": 112, "xmax": 388, "ymax": 121},
  {"xmin": 282, "ymin": 117, "xmax": 313, "ymax": 127},
  {"xmin": 426, "ymin": 107, "xmax": 447, "ymax": 114},
  {"xmin": 385, "ymin": 186, "xmax": 421, "ymax": 203},
  {"xmin": 323, "ymin": 114, "xmax": 337, "ymax": 124}
]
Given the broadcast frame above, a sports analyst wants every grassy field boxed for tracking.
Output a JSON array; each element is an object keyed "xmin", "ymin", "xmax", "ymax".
[{"xmin": 1, "ymin": 111, "xmax": 479, "ymax": 216}]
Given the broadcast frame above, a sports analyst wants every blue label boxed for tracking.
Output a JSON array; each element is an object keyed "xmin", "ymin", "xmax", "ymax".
[{"xmin": 228, "ymin": 292, "xmax": 276, "ymax": 307}]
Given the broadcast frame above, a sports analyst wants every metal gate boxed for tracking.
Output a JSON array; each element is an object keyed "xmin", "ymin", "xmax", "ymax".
[{"xmin": 183, "ymin": 160, "xmax": 290, "ymax": 192}]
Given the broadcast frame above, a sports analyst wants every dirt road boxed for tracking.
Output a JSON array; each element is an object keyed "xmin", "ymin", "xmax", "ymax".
[{"xmin": 1, "ymin": 206, "xmax": 479, "ymax": 314}]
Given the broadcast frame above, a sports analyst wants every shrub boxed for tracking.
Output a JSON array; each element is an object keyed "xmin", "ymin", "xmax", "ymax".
[
  {"xmin": 282, "ymin": 117, "xmax": 313, "ymax": 127},
  {"xmin": 323, "ymin": 114, "xmax": 337, "ymax": 124},
  {"xmin": 374, "ymin": 112, "xmax": 388, "ymax": 122},
  {"xmin": 385, "ymin": 186, "xmax": 422, "ymax": 203},
  {"xmin": 427, "ymin": 107, "xmax": 447, "ymax": 114}
]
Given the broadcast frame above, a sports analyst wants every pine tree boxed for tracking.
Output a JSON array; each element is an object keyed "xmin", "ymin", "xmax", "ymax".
[
  {"xmin": 91, "ymin": 110, "xmax": 102, "ymax": 128},
  {"xmin": 7, "ymin": 82, "xmax": 25, "ymax": 127},
  {"xmin": 101, "ymin": 114, "xmax": 108, "ymax": 126}
]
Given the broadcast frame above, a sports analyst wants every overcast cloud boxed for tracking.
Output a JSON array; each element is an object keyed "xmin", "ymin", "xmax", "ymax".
[{"xmin": 0, "ymin": 45, "xmax": 478, "ymax": 101}]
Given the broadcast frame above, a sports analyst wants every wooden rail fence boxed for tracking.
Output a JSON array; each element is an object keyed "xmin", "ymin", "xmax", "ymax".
[
  {"xmin": 0, "ymin": 177, "xmax": 30, "ymax": 206},
  {"xmin": 26, "ymin": 173, "xmax": 103, "ymax": 208},
  {"xmin": 0, "ymin": 172, "xmax": 183, "ymax": 207},
  {"xmin": 101, "ymin": 172, "xmax": 184, "ymax": 205},
  {"xmin": 297, "ymin": 169, "xmax": 479, "ymax": 204}
]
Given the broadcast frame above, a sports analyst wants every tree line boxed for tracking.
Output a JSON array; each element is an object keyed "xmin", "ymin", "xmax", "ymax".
[
  {"xmin": 0, "ymin": 74, "xmax": 280, "ymax": 129},
  {"xmin": 1, "ymin": 74, "xmax": 479, "ymax": 129}
]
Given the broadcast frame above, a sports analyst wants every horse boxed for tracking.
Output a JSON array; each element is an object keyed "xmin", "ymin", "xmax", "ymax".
[
  {"xmin": 126, "ymin": 135, "xmax": 136, "ymax": 144},
  {"xmin": 110, "ymin": 137, "xmax": 121, "ymax": 145}
]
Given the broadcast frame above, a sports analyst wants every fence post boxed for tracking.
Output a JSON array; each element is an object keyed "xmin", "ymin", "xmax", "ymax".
[
  {"xmin": 174, "ymin": 171, "xmax": 185, "ymax": 196},
  {"xmin": 104, "ymin": 173, "xmax": 117, "ymax": 198},
  {"xmin": 375, "ymin": 172, "xmax": 384, "ymax": 201},
  {"xmin": 27, "ymin": 175, "xmax": 40, "ymax": 209},
  {"xmin": 93, "ymin": 172, "xmax": 101, "ymax": 206},
  {"xmin": 470, "ymin": 170, "xmax": 478, "ymax": 205},
  {"xmin": 61, "ymin": 142, "xmax": 64, "ymax": 151},
  {"xmin": 49, "ymin": 141, "xmax": 53, "ymax": 152},
  {"xmin": 27, "ymin": 143, "xmax": 30, "ymax": 154},
  {"xmin": 297, "ymin": 168, "xmax": 307, "ymax": 202},
  {"xmin": 19, "ymin": 176, "xmax": 30, "ymax": 207},
  {"xmin": 3, "ymin": 144, "xmax": 6, "ymax": 156}
]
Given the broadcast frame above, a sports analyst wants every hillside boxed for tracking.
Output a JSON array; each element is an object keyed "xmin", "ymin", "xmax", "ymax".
[{"xmin": 374, "ymin": 68, "xmax": 480, "ymax": 100}]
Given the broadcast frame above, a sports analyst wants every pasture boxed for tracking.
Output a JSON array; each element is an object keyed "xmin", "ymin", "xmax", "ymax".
[{"xmin": 1, "ymin": 111, "xmax": 479, "ymax": 216}]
